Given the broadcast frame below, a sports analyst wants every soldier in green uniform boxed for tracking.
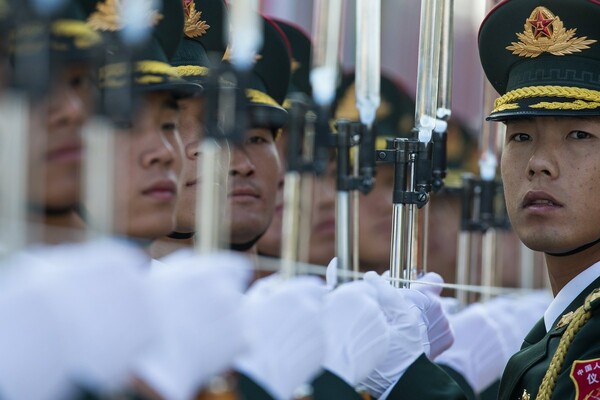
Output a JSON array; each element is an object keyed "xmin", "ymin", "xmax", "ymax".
[
  {"xmin": 332, "ymin": 72, "xmax": 416, "ymax": 274},
  {"xmin": 149, "ymin": 0, "xmax": 229, "ymax": 259},
  {"xmin": 150, "ymin": 9, "xmax": 290, "ymax": 258},
  {"xmin": 226, "ymin": 17, "xmax": 290, "ymax": 255},
  {"xmin": 8, "ymin": 1, "xmax": 103, "ymax": 243},
  {"xmin": 478, "ymin": 0, "xmax": 600, "ymax": 399},
  {"xmin": 79, "ymin": 0, "xmax": 200, "ymax": 241},
  {"xmin": 256, "ymin": 18, "xmax": 313, "ymax": 260}
]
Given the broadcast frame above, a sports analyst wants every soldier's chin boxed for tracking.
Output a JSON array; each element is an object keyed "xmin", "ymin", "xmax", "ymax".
[
  {"xmin": 43, "ymin": 191, "xmax": 80, "ymax": 211},
  {"xmin": 521, "ymin": 237, "xmax": 574, "ymax": 255},
  {"xmin": 230, "ymin": 226, "xmax": 269, "ymax": 252},
  {"xmin": 28, "ymin": 199, "xmax": 79, "ymax": 216}
]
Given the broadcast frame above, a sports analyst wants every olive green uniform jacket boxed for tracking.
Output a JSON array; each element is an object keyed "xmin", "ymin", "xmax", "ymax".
[
  {"xmin": 498, "ymin": 276, "xmax": 600, "ymax": 400},
  {"xmin": 314, "ymin": 354, "xmax": 468, "ymax": 400},
  {"xmin": 239, "ymin": 354, "xmax": 468, "ymax": 399}
]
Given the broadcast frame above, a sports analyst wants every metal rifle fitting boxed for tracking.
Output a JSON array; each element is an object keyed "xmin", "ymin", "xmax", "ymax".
[
  {"xmin": 376, "ymin": 138, "xmax": 429, "ymax": 208},
  {"xmin": 335, "ymin": 119, "xmax": 361, "ymax": 192},
  {"xmin": 285, "ymin": 94, "xmax": 311, "ymax": 174},
  {"xmin": 358, "ymin": 122, "xmax": 376, "ymax": 194},
  {"xmin": 479, "ymin": 179, "xmax": 496, "ymax": 231},
  {"xmin": 313, "ymin": 104, "xmax": 334, "ymax": 176},
  {"xmin": 459, "ymin": 174, "xmax": 510, "ymax": 233},
  {"xmin": 431, "ymin": 128, "xmax": 447, "ymax": 192}
]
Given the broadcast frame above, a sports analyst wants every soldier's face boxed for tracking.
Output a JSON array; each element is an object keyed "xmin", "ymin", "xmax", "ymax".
[
  {"xmin": 27, "ymin": 63, "xmax": 94, "ymax": 211},
  {"xmin": 112, "ymin": 91, "xmax": 183, "ymax": 239},
  {"xmin": 502, "ymin": 117, "xmax": 600, "ymax": 254},
  {"xmin": 308, "ymin": 161, "xmax": 336, "ymax": 266},
  {"xmin": 256, "ymin": 130, "xmax": 286, "ymax": 256},
  {"xmin": 173, "ymin": 95, "xmax": 205, "ymax": 233},
  {"xmin": 358, "ymin": 164, "xmax": 394, "ymax": 273},
  {"xmin": 228, "ymin": 127, "xmax": 281, "ymax": 248}
]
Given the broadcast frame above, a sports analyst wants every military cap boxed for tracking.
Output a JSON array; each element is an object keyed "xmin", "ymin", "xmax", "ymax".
[
  {"xmin": 240, "ymin": 16, "xmax": 291, "ymax": 130},
  {"xmin": 8, "ymin": 0, "xmax": 103, "ymax": 63},
  {"xmin": 171, "ymin": 0, "xmax": 228, "ymax": 85},
  {"xmin": 80, "ymin": 0, "xmax": 200, "ymax": 96},
  {"xmin": 334, "ymin": 72, "xmax": 415, "ymax": 148},
  {"xmin": 272, "ymin": 19, "xmax": 312, "ymax": 104},
  {"xmin": 5, "ymin": 0, "xmax": 104, "ymax": 93},
  {"xmin": 480, "ymin": 0, "xmax": 600, "ymax": 120}
]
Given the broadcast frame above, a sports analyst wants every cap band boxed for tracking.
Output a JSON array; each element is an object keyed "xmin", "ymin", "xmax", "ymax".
[
  {"xmin": 51, "ymin": 19, "xmax": 102, "ymax": 49},
  {"xmin": 493, "ymin": 85, "xmax": 600, "ymax": 114},
  {"xmin": 175, "ymin": 65, "xmax": 209, "ymax": 77},
  {"xmin": 246, "ymin": 88, "xmax": 279, "ymax": 107},
  {"xmin": 99, "ymin": 60, "xmax": 182, "ymax": 88}
]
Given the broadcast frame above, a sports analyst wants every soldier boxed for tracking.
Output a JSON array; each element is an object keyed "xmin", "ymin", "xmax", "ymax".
[
  {"xmin": 226, "ymin": 17, "xmax": 290, "ymax": 255},
  {"xmin": 79, "ymin": 0, "xmax": 200, "ymax": 241},
  {"xmin": 332, "ymin": 72, "xmax": 416, "ymax": 273},
  {"xmin": 254, "ymin": 19, "xmax": 342, "ymax": 270},
  {"xmin": 0, "ymin": 1, "xmax": 180, "ymax": 398},
  {"xmin": 478, "ymin": 0, "xmax": 600, "ymax": 399},
  {"xmin": 8, "ymin": 1, "xmax": 103, "ymax": 243},
  {"xmin": 306, "ymin": 160, "xmax": 337, "ymax": 266},
  {"xmin": 256, "ymin": 18, "xmax": 313, "ymax": 260},
  {"xmin": 151, "ymin": 12, "xmax": 290, "ymax": 258},
  {"xmin": 149, "ymin": 0, "xmax": 229, "ymax": 259}
]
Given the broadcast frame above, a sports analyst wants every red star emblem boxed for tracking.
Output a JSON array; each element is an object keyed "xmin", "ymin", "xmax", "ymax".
[{"xmin": 528, "ymin": 10, "xmax": 555, "ymax": 39}]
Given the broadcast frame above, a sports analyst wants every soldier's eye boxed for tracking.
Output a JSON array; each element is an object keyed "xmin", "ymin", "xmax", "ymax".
[
  {"xmin": 568, "ymin": 130, "xmax": 592, "ymax": 140},
  {"xmin": 162, "ymin": 122, "xmax": 177, "ymax": 132},
  {"xmin": 248, "ymin": 136, "xmax": 267, "ymax": 144},
  {"xmin": 509, "ymin": 133, "xmax": 531, "ymax": 142},
  {"xmin": 69, "ymin": 72, "xmax": 93, "ymax": 89}
]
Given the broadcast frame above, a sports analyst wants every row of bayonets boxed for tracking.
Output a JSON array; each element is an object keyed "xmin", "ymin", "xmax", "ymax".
[{"xmin": 0, "ymin": 0, "xmax": 517, "ymax": 302}]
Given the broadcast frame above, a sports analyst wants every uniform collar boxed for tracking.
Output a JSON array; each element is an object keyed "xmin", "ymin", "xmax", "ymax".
[{"xmin": 544, "ymin": 260, "xmax": 600, "ymax": 331}]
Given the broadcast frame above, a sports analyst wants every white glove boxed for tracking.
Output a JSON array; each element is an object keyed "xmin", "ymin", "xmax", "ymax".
[
  {"xmin": 7, "ymin": 240, "xmax": 156, "ymax": 394},
  {"xmin": 438, "ymin": 296, "xmax": 462, "ymax": 315},
  {"xmin": 361, "ymin": 272, "xmax": 426, "ymax": 398},
  {"xmin": 409, "ymin": 272, "xmax": 454, "ymax": 359},
  {"xmin": 135, "ymin": 252, "xmax": 252, "ymax": 400},
  {"xmin": 435, "ymin": 302, "xmax": 509, "ymax": 393},
  {"xmin": 322, "ymin": 281, "xmax": 390, "ymax": 386},
  {"xmin": 0, "ymin": 273, "xmax": 72, "ymax": 400},
  {"xmin": 325, "ymin": 257, "xmax": 338, "ymax": 289},
  {"xmin": 234, "ymin": 276, "xmax": 327, "ymax": 400},
  {"xmin": 411, "ymin": 271, "xmax": 444, "ymax": 296}
]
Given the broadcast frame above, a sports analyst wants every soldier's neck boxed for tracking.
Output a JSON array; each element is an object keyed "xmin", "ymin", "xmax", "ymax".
[
  {"xmin": 545, "ymin": 243, "xmax": 600, "ymax": 296},
  {"xmin": 149, "ymin": 235, "xmax": 194, "ymax": 259},
  {"xmin": 26, "ymin": 210, "xmax": 86, "ymax": 245}
]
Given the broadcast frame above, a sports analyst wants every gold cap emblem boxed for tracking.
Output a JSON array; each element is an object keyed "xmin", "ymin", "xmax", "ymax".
[
  {"xmin": 506, "ymin": 6, "xmax": 596, "ymax": 58},
  {"xmin": 87, "ymin": 0, "xmax": 164, "ymax": 32},
  {"xmin": 183, "ymin": 0, "xmax": 209, "ymax": 38}
]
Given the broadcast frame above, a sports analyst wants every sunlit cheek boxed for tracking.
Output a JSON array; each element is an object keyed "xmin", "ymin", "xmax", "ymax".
[{"xmin": 257, "ymin": 146, "xmax": 282, "ymax": 184}]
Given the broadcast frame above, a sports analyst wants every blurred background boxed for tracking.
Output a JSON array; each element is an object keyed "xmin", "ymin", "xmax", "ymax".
[{"xmin": 260, "ymin": 0, "xmax": 488, "ymax": 134}]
